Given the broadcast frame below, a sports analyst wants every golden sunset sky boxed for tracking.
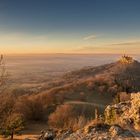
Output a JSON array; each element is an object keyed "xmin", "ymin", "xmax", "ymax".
[{"xmin": 0, "ymin": 0, "xmax": 140, "ymax": 54}]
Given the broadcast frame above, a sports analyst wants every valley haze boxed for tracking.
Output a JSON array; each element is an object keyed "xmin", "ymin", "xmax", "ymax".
[{"xmin": 5, "ymin": 54, "xmax": 140, "ymax": 83}]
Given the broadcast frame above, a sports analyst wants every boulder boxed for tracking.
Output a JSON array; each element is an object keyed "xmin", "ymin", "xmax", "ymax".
[
  {"xmin": 109, "ymin": 125, "xmax": 123, "ymax": 137},
  {"xmin": 38, "ymin": 129, "xmax": 56, "ymax": 140},
  {"xmin": 105, "ymin": 92, "xmax": 140, "ymax": 130}
]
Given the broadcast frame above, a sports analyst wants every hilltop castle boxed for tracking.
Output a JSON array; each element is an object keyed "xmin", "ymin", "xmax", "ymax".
[{"xmin": 119, "ymin": 55, "xmax": 134, "ymax": 64}]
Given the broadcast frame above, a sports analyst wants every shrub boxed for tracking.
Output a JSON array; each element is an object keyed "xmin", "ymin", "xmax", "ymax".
[
  {"xmin": 113, "ymin": 92, "xmax": 130, "ymax": 103},
  {"xmin": 14, "ymin": 92, "xmax": 63, "ymax": 121},
  {"xmin": 0, "ymin": 94, "xmax": 15, "ymax": 125},
  {"xmin": 14, "ymin": 95, "xmax": 47, "ymax": 121},
  {"xmin": 69, "ymin": 116, "xmax": 89, "ymax": 131},
  {"xmin": 48, "ymin": 104, "xmax": 93, "ymax": 130},
  {"xmin": 1, "ymin": 113, "xmax": 24, "ymax": 140},
  {"xmin": 48, "ymin": 104, "xmax": 74, "ymax": 129}
]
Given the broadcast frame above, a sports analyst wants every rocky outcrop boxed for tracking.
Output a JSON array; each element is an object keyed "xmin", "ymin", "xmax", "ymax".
[
  {"xmin": 130, "ymin": 93, "xmax": 140, "ymax": 129},
  {"xmin": 105, "ymin": 92, "xmax": 140, "ymax": 130},
  {"xmin": 109, "ymin": 125, "xmax": 123, "ymax": 137},
  {"xmin": 54, "ymin": 123, "xmax": 135, "ymax": 140},
  {"xmin": 39, "ymin": 92, "xmax": 140, "ymax": 140},
  {"xmin": 38, "ymin": 129, "xmax": 56, "ymax": 140},
  {"xmin": 38, "ymin": 122, "xmax": 137, "ymax": 140}
]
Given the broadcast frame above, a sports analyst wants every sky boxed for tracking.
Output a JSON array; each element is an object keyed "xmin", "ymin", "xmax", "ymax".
[{"xmin": 0, "ymin": 0, "xmax": 140, "ymax": 54}]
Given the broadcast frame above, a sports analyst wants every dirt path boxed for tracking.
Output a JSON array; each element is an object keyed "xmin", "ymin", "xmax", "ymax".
[
  {"xmin": 0, "ymin": 134, "xmax": 38, "ymax": 140},
  {"xmin": 0, "ymin": 122, "xmax": 48, "ymax": 140},
  {"xmin": 65, "ymin": 101, "xmax": 105, "ymax": 108}
]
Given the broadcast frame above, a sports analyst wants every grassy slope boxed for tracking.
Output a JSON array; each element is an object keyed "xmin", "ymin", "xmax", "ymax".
[{"xmin": 38, "ymin": 60, "xmax": 140, "ymax": 112}]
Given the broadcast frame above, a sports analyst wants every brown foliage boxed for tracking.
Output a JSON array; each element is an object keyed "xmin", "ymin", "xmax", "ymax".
[
  {"xmin": 48, "ymin": 104, "xmax": 93, "ymax": 130},
  {"xmin": 14, "ymin": 92, "xmax": 64, "ymax": 121},
  {"xmin": 0, "ymin": 94, "xmax": 15, "ymax": 125},
  {"xmin": 14, "ymin": 94, "xmax": 48, "ymax": 121}
]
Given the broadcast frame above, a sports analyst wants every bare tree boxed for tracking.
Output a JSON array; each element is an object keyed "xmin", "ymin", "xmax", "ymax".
[{"xmin": 0, "ymin": 55, "xmax": 8, "ymax": 93}]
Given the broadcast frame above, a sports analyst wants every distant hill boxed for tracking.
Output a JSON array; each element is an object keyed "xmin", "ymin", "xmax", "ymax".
[
  {"xmin": 64, "ymin": 56, "xmax": 140, "ymax": 82},
  {"xmin": 39, "ymin": 56, "xmax": 140, "ymax": 109}
]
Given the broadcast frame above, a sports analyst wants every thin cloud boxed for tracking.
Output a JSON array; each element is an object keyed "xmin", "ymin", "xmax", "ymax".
[
  {"xmin": 110, "ymin": 41, "xmax": 140, "ymax": 46},
  {"xmin": 83, "ymin": 35, "xmax": 97, "ymax": 40},
  {"xmin": 75, "ymin": 46, "xmax": 100, "ymax": 52}
]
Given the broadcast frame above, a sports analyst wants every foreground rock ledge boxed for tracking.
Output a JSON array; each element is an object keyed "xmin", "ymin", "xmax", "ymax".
[
  {"xmin": 105, "ymin": 92, "xmax": 140, "ymax": 130},
  {"xmin": 38, "ymin": 92, "xmax": 140, "ymax": 140}
]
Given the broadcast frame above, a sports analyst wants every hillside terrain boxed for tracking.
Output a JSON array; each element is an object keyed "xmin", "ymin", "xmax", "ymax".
[
  {"xmin": 0, "ymin": 56, "xmax": 140, "ymax": 140},
  {"xmin": 38, "ymin": 56, "xmax": 140, "ymax": 108}
]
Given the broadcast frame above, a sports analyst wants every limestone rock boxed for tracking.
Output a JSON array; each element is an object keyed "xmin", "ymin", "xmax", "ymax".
[
  {"xmin": 38, "ymin": 129, "xmax": 56, "ymax": 140},
  {"xmin": 109, "ymin": 125, "xmax": 123, "ymax": 137},
  {"xmin": 105, "ymin": 92, "xmax": 140, "ymax": 130}
]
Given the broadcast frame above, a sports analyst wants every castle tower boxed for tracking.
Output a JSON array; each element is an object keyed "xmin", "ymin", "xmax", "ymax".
[{"xmin": 120, "ymin": 55, "xmax": 134, "ymax": 64}]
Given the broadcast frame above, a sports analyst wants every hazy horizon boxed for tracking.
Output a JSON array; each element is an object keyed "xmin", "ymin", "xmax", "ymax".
[
  {"xmin": 2, "ymin": 52, "xmax": 140, "ymax": 56},
  {"xmin": 4, "ymin": 54, "xmax": 140, "ymax": 84}
]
